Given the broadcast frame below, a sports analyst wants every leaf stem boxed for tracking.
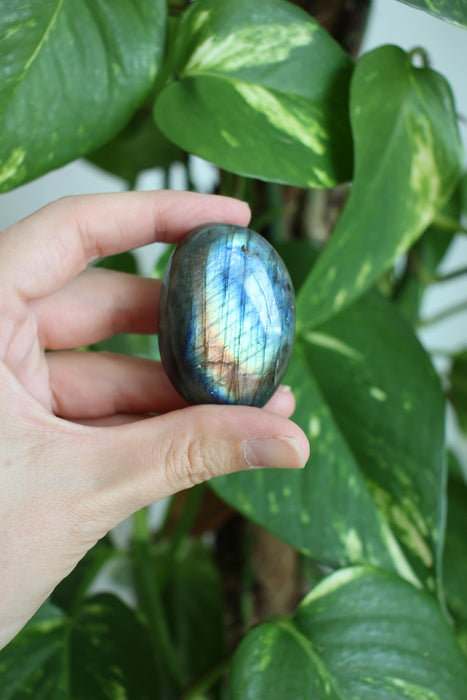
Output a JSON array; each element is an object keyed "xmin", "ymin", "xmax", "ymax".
[
  {"xmin": 182, "ymin": 653, "xmax": 232, "ymax": 699},
  {"xmin": 169, "ymin": 484, "xmax": 205, "ymax": 556},
  {"xmin": 432, "ymin": 214, "xmax": 467, "ymax": 235},
  {"xmin": 419, "ymin": 299, "xmax": 467, "ymax": 328},
  {"xmin": 433, "ymin": 266, "xmax": 467, "ymax": 284},
  {"xmin": 132, "ymin": 507, "xmax": 181, "ymax": 690}
]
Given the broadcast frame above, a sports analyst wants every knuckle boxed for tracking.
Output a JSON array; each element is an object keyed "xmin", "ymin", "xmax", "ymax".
[{"xmin": 164, "ymin": 427, "xmax": 217, "ymax": 493}]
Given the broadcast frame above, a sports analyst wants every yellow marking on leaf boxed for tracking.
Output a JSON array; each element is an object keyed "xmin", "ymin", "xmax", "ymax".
[
  {"xmin": 378, "ymin": 519, "xmax": 421, "ymax": 587},
  {"xmin": 0, "ymin": 147, "xmax": 26, "ymax": 185},
  {"xmin": 310, "ymin": 167, "xmax": 335, "ymax": 188},
  {"xmin": 234, "ymin": 83, "xmax": 327, "ymax": 155},
  {"xmin": 391, "ymin": 504, "xmax": 433, "ymax": 567},
  {"xmin": 257, "ymin": 627, "xmax": 278, "ymax": 672},
  {"xmin": 409, "ymin": 115, "xmax": 441, "ymax": 219},
  {"xmin": 371, "ymin": 484, "xmax": 430, "ymax": 579},
  {"xmin": 304, "ymin": 331, "xmax": 363, "ymax": 362},
  {"xmin": 356, "ymin": 260, "xmax": 372, "ymax": 288},
  {"xmin": 238, "ymin": 495, "xmax": 253, "ymax": 514},
  {"xmin": 369, "ymin": 386, "xmax": 387, "ymax": 402},
  {"xmin": 334, "ymin": 288, "xmax": 348, "ymax": 309},
  {"xmin": 4, "ymin": 18, "xmax": 38, "ymax": 40},
  {"xmin": 268, "ymin": 491, "xmax": 279, "ymax": 515},
  {"xmin": 220, "ymin": 129, "xmax": 240, "ymax": 147},
  {"xmin": 388, "ymin": 678, "xmax": 440, "ymax": 700},
  {"xmin": 303, "ymin": 566, "xmax": 367, "ymax": 604},
  {"xmin": 185, "ymin": 22, "xmax": 317, "ymax": 74},
  {"xmin": 308, "ymin": 415, "xmax": 321, "ymax": 439},
  {"xmin": 341, "ymin": 528, "xmax": 364, "ymax": 560},
  {"xmin": 191, "ymin": 8, "xmax": 211, "ymax": 34}
]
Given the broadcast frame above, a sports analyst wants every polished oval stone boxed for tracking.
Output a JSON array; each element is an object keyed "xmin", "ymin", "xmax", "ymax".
[{"xmin": 158, "ymin": 224, "xmax": 295, "ymax": 407}]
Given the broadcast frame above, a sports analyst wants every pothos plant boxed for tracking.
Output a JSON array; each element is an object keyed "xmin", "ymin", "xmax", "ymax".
[{"xmin": 1, "ymin": 0, "xmax": 467, "ymax": 697}]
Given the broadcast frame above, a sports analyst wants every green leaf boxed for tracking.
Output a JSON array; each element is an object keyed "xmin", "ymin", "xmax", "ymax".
[
  {"xmin": 94, "ymin": 251, "xmax": 140, "ymax": 275},
  {"xmin": 0, "ymin": 0, "xmax": 166, "ymax": 192},
  {"xmin": 87, "ymin": 110, "xmax": 185, "ymax": 187},
  {"xmin": 396, "ymin": 0, "xmax": 467, "ymax": 28},
  {"xmin": 153, "ymin": 245, "xmax": 175, "ymax": 279},
  {"xmin": 443, "ymin": 461, "xmax": 467, "ymax": 643},
  {"xmin": 70, "ymin": 594, "xmax": 160, "ymax": 698},
  {"xmin": 230, "ymin": 566, "xmax": 467, "ymax": 699},
  {"xmin": 449, "ymin": 350, "xmax": 467, "ymax": 434},
  {"xmin": 297, "ymin": 45, "xmax": 463, "ymax": 329},
  {"xmin": 89, "ymin": 251, "xmax": 159, "ymax": 359},
  {"xmin": 0, "ymin": 594, "xmax": 160, "ymax": 698},
  {"xmin": 213, "ymin": 270, "xmax": 445, "ymax": 591},
  {"xmin": 51, "ymin": 536, "xmax": 116, "ymax": 614},
  {"xmin": 299, "ymin": 291, "xmax": 445, "ymax": 591},
  {"xmin": 0, "ymin": 603, "xmax": 67, "ymax": 698},
  {"xmin": 154, "ymin": 0, "xmax": 353, "ymax": 188},
  {"xmin": 91, "ymin": 333, "xmax": 158, "ymax": 359},
  {"xmin": 395, "ymin": 180, "xmax": 464, "ymax": 324},
  {"xmin": 153, "ymin": 540, "xmax": 225, "ymax": 686}
]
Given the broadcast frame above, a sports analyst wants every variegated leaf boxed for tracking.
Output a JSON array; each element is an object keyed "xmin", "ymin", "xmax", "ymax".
[
  {"xmin": 230, "ymin": 567, "xmax": 467, "ymax": 699},
  {"xmin": 0, "ymin": 594, "xmax": 160, "ymax": 697},
  {"xmin": 154, "ymin": 0, "xmax": 353, "ymax": 188},
  {"xmin": 212, "ymin": 243, "xmax": 445, "ymax": 593},
  {"xmin": 297, "ymin": 45, "xmax": 463, "ymax": 329},
  {"xmin": 0, "ymin": 0, "xmax": 166, "ymax": 192},
  {"xmin": 396, "ymin": 0, "xmax": 467, "ymax": 28}
]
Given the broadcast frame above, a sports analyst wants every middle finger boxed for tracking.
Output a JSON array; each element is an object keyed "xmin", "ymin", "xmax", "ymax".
[{"xmin": 32, "ymin": 267, "xmax": 160, "ymax": 350}]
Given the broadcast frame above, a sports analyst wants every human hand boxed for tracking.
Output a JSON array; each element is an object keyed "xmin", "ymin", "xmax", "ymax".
[{"xmin": 0, "ymin": 190, "xmax": 309, "ymax": 649}]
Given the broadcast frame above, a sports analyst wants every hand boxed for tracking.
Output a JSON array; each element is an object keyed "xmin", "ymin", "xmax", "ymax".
[{"xmin": 0, "ymin": 190, "xmax": 309, "ymax": 648}]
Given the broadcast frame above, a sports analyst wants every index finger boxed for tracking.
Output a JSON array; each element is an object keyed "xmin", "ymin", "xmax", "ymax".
[{"xmin": 0, "ymin": 190, "xmax": 251, "ymax": 301}]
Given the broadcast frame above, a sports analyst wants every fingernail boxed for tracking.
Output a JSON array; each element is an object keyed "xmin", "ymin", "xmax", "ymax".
[
  {"xmin": 242, "ymin": 437, "xmax": 306, "ymax": 470},
  {"xmin": 278, "ymin": 385, "xmax": 292, "ymax": 394}
]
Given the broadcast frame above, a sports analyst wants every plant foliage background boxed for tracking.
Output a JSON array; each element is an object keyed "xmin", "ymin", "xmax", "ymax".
[{"xmin": 1, "ymin": 0, "xmax": 467, "ymax": 697}]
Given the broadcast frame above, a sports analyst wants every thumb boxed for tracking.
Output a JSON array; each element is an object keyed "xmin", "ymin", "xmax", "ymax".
[{"xmin": 83, "ymin": 404, "xmax": 309, "ymax": 534}]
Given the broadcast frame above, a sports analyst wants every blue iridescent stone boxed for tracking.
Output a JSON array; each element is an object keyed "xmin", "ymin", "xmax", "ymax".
[{"xmin": 158, "ymin": 224, "xmax": 295, "ymax": 407}]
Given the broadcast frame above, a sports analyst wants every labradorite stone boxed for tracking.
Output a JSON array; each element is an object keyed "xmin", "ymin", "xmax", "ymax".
[{"xmin": 158, "ymin": 224, "xmax": 295, "ymax": 407}]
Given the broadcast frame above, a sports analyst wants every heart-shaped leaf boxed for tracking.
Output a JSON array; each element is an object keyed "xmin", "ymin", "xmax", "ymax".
[
  {"xmin": 0, "ymin": 594, "xmax": 161, "ymax": 698},
  {"xmin": 230, "ymin": 566, "xmax": 467, "ymax": 699},
  {"xmin": 396, "ymin": 0, "xmax": 467, "ymax": 28},
  {"xmin": 154, "ymin": 0, "xmax": 353, "ymax": 188},
  {"xmin": 212, "ymin": 243, "xmax": 445, "ymax": 592},
  {"xmin": 297, "ymin": 45, "xmax": 463, "ymax": 329},
  {"xmin": 0, "ymin": 0, "xmax": 166, "ymax": 192}
]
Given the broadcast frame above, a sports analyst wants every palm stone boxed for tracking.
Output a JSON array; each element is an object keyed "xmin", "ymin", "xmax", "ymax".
[{"xmin": 158, "ymin": 223, "xmax": 295, "ymax": 407}]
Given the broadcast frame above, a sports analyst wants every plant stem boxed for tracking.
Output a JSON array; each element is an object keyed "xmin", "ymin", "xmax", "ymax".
[
  {"xmin": 169, "ymin": 484, "xmax": 205, "ymax": 556},
  {"xmin": 432, "ymin": 214, "xmax": 467, "ymax": 235},
  {"xmin": 433, "ymin": 265, "xmax": 467, "ymax": 283},
  {"xmin": 264, "ymin": 182, "xmax": 285, "ymax": 245},
  {"xmin": 132, "ymin": 507, "xmax": 181, "ymax": 690},
  {"xmin": 419, "ymin": 299, "xmax": 467, "ymax": 328},
  {"xmin": 182, "ymin": 654, "xmax": 232, "ymax": 699}
]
